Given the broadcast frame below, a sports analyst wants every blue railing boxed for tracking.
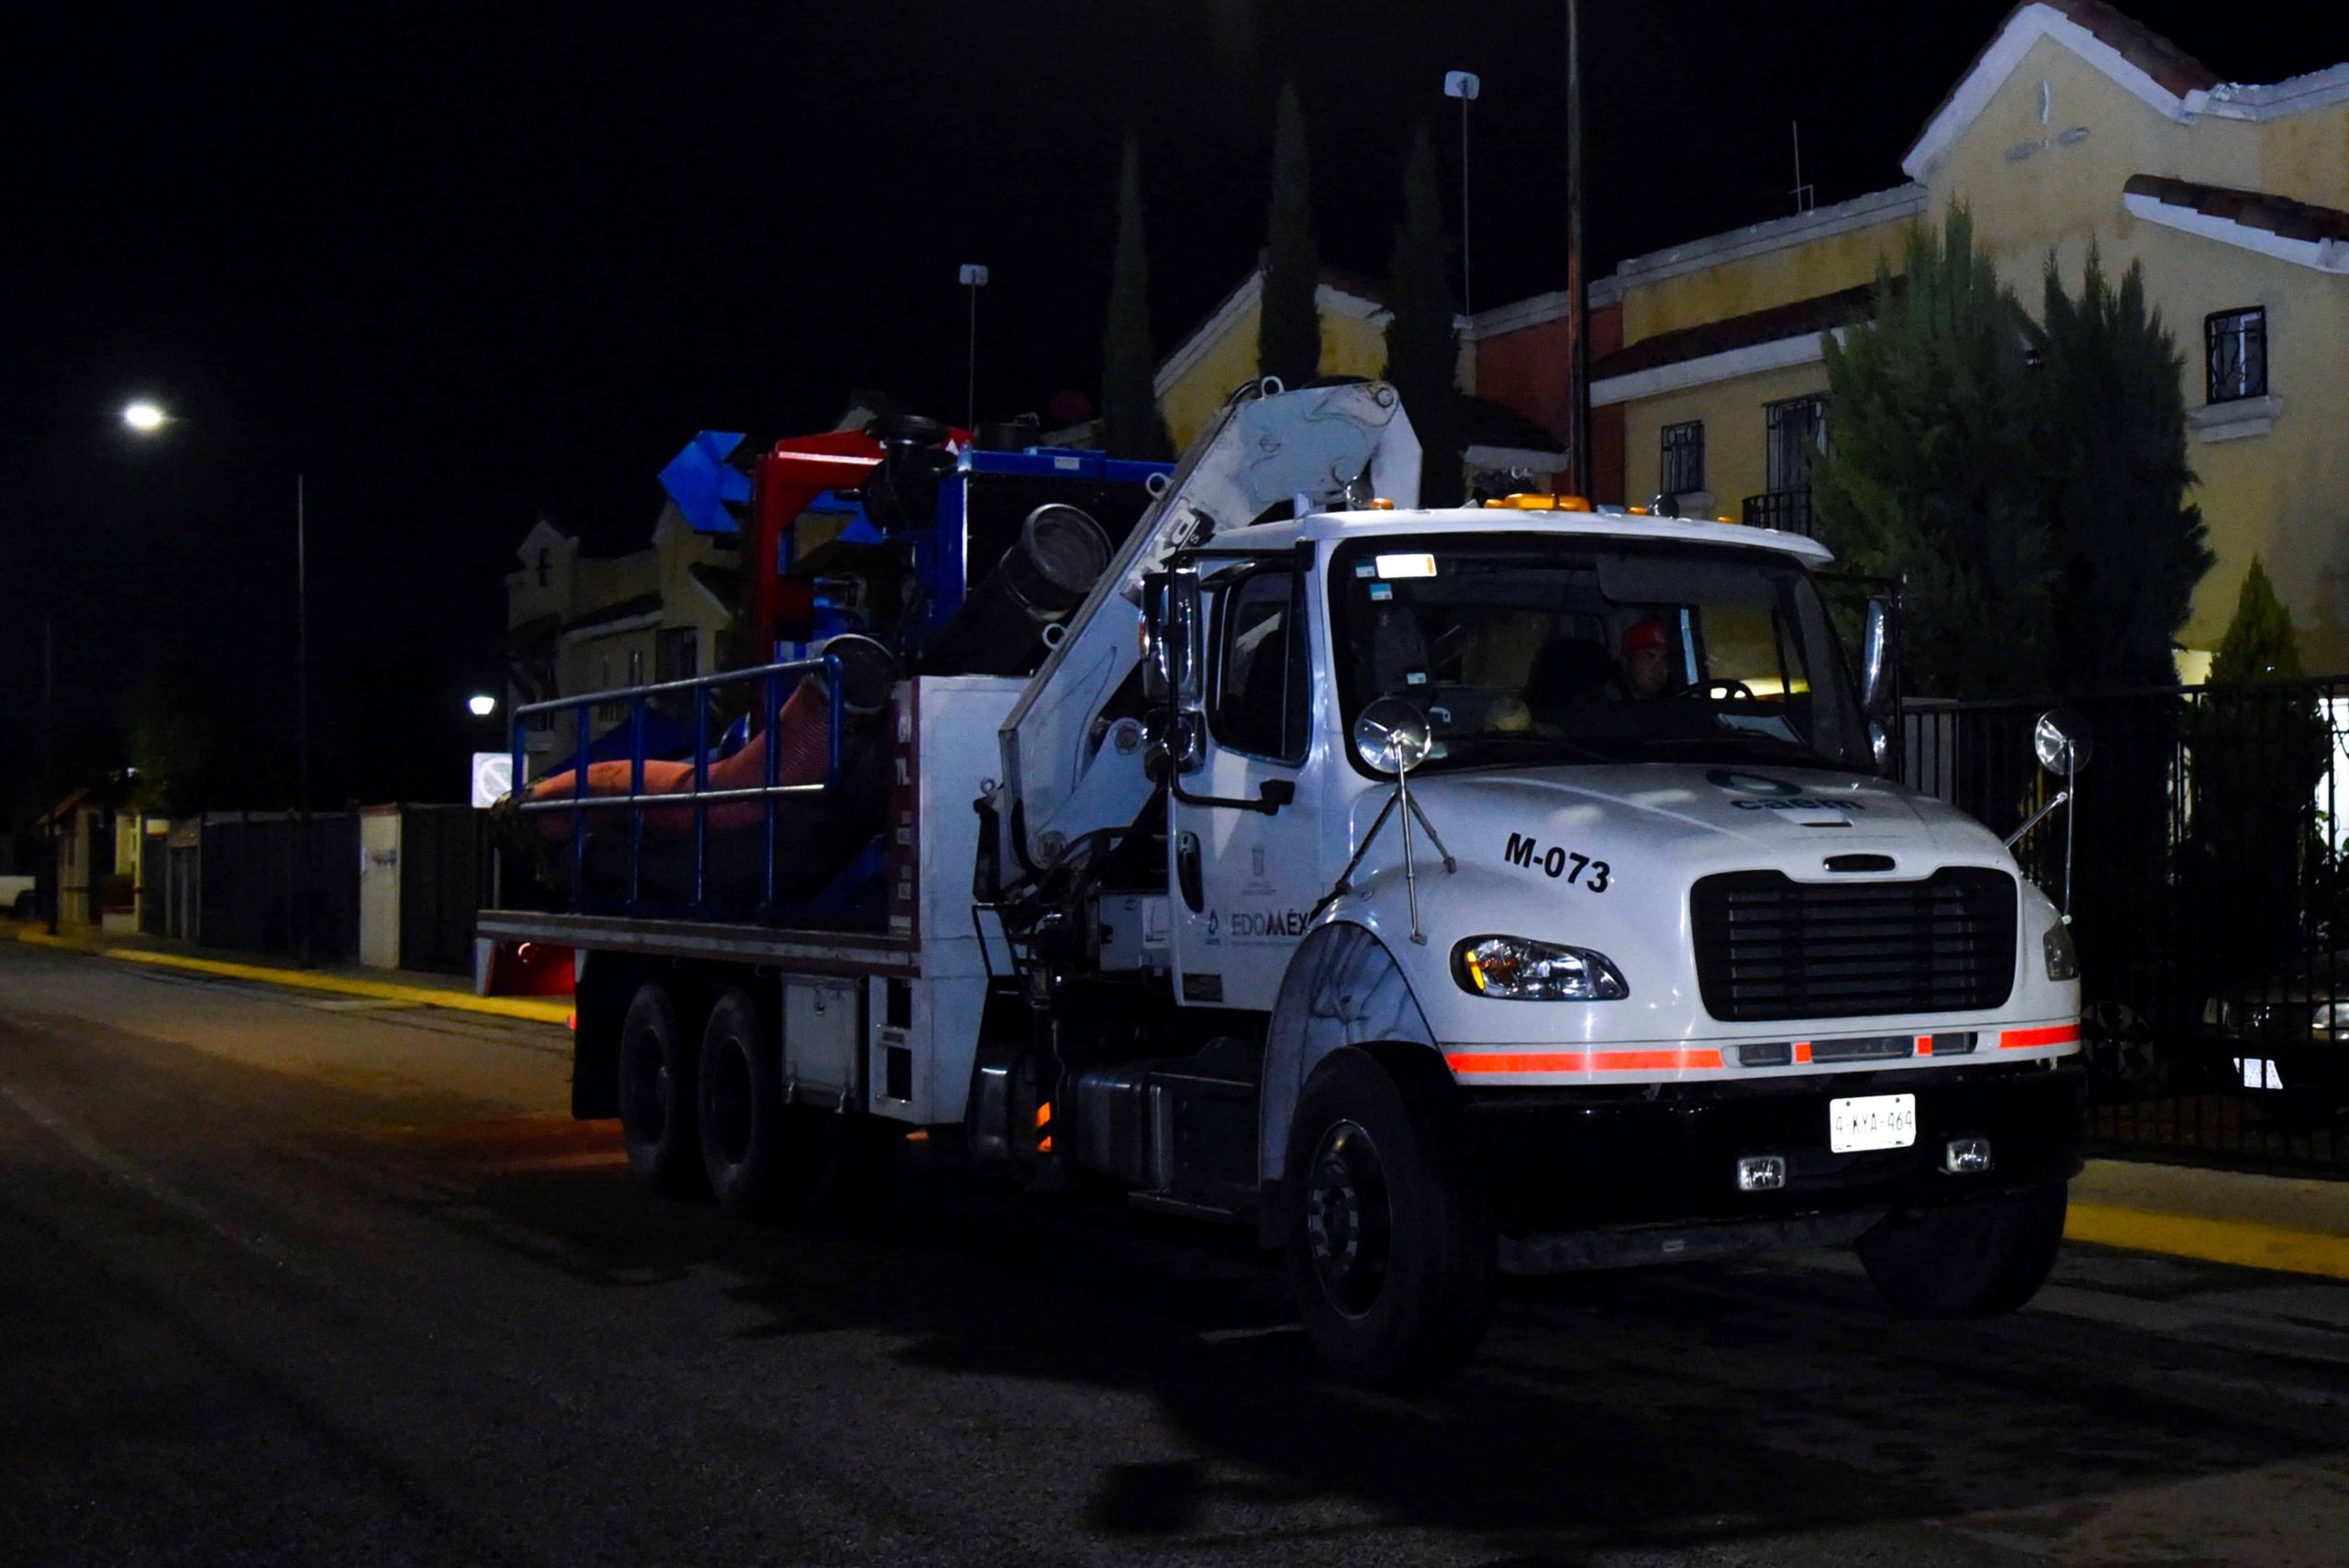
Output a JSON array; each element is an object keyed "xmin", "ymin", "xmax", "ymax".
[{"xmin": 510, "ymin": 653, "xmax": 844, "ymax": 914}]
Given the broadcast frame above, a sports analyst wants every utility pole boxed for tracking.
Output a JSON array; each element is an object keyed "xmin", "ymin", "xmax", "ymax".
[
  {"xmin": 296, "ymin": 473, "xmax": 312, "ymax": 968},
  {"xmin": 959, "ymin": 263, "xmax": 989, "ymax": 429},
  {"xmin": 1444, "ymin": 71, "xmax": 1481, "ymax": 321},
  {"xmin": 43, "ymin": 615, "xmax": 58, "ymax": 936},
  {"xmin": 1565, "ymin": 0, "xmax": 1591, "ymax": 497}
]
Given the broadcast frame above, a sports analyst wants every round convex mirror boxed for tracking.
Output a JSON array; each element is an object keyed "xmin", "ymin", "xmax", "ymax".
[
  {"xmin": 2033, "ymin": 708, "xmax": 2093, "ymax": 774},
  {"xmin": 1354, "ymin": 696, "xmax": 1433, "ymax": 776}
]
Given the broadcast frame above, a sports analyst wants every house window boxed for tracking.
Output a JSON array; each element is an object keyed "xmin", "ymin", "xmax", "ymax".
[
  {"xmin": 1765, "ymin": 396, "xmax": 1828, "ymax": 493},
  {"xmin": 656, "ymin": 627, "xmax": 698, "ymax": 684},
  {"xmin": 2206, "ymin": 307, "xmax": 2266, "ymax": 404},
  {"xmin": 1660, "ymin": 421, "xmax": 1705, "ymax": 497},
  {"xmin": 535, "ymin": 547, "xmax": 551, "ymax": 588}
]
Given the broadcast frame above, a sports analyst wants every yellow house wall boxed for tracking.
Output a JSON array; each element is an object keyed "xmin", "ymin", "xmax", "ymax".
[
  {"xmin": 1159, "ymin": 294, "xmax": 1391, "ymax": 450},
  {"xmin": 1620, "ymin": 218, "xmax": 1913, "ymax": 343},
  {"xmin": 1924, "ymin": 39, "xmax": 2349, "ymax": 668},
  {"xmin": 1618, "ymin": 361, "xmax": 1834, "ymax": 521}
]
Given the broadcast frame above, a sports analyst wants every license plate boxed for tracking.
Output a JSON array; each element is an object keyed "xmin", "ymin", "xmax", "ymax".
[{"xmin": 1830, "ymin": 1093, "xmax": 1916, "ymax": 1153}]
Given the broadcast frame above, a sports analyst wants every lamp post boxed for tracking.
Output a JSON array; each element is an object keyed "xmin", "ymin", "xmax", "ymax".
[
  {"xmin": 958, "ymin": 263, "xmax": 988, "ymax": 429},
  {"xmin": 1442, "ymin": 71, "xmax": 1480, "ymax": 321},
  {"xmin": 122, "ymin": 403, "xmax": 316, "ymax": 963}
]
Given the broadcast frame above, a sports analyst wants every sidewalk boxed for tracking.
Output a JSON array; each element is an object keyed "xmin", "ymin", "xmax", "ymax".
[
  {"xmin": 7, "ymin": 917, "xmax": 2345, "ymax": 1279},
  {"xmin": 2070, "ymin": 1159, "xmax": 2349, "ymax": 1281},
  {"xmin": 8, "ymin": 920, "xmax": 571, "ymax": 1027}
]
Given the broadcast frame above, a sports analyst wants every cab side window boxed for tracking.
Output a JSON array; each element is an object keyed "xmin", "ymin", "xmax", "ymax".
[{"xmin": 1212, "ymin": 572, "xmax": 1308, "ymax": 762}]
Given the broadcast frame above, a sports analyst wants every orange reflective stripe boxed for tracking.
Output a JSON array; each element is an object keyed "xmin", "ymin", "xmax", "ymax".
[
  {"xmin": 1916, "ymin": 1035, "xmax": 1932, "ymax": 1056},
  {"xmin": 1792, "ymin": 1041, "xmax": 1813, "ymax": 1063},
  {"xmin": 1445, "ymin": 1048, "xmax": 1726, "ymax": 1075},
  {"xmin": 1999, "ymin": 1023, "xmax": 2080, "ymax": 1050}
]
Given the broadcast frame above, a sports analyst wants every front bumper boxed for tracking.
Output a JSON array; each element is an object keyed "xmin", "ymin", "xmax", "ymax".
[{"xmin": 1464, "ymin": 1058, "xmax": 2083, "ymax": 1237}]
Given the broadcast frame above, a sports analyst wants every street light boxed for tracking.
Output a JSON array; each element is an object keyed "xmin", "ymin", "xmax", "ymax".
[
  {"xmin": 120, "ymin": 400, "xmax": 317, "ymax": 964},
  {"xmin": 958, "ymin": 263, "xmax": 988, "ymax": 429},
  {"xmin": 1443, "ymin": 71, "xmax": 1480, "ymax": 321},
  {"xmin": 468, "ymin": 694, "xmax": 497, "ymax": 717}
]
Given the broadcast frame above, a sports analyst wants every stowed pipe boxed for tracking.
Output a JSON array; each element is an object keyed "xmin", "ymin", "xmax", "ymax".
[{"xmin": 918, "ymin": 503, "xmax": 1111, "ymax": 676}]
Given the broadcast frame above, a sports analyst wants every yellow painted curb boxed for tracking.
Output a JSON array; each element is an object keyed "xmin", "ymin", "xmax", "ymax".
[
  {"xmin": 2066, "ymin": 1201, "xmax": 2349, "ymax": 1282},
  {"xmin": 15, "ymin": 928, "xmax": 568, "ymax": 1026}
]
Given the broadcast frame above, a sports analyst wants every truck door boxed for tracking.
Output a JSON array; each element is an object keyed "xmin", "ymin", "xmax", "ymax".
[{"xmin": 1169, "ymin": 565, "xmax": 1321, "ymax": 1013}]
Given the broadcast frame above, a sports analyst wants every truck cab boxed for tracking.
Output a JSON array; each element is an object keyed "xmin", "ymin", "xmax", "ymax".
[{"xmin": 1023, "ymin": 499, "xmax": 2083, "ymax": 1380}]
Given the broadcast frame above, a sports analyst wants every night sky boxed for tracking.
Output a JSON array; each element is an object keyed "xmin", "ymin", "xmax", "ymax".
[{"xmin": 6, "ymin": 2, "xmax": 2343, "ymax": 824}]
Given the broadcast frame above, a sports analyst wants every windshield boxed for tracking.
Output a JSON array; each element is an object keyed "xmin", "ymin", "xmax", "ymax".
[{"xmin": 1329, "ymin": 533, "xmax": 1872, "ymax": 774}]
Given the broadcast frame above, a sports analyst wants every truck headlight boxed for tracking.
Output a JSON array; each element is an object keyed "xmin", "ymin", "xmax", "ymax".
[
  {"xmin": 1453, "ymin": 936, "xmax": 1627, "ymax": 1001},
  {"xmin": 2043, "ymin": 921, "xmax": 2078, "ymax": 982}
]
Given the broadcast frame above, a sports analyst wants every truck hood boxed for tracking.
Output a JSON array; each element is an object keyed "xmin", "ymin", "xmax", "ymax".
[
  {"xmin": 1323, "ymin": 761, "xmax": 2062, "ymax": 1060},
  {"xmin": 1401, "ymin": 760, "xmax": 2002, "ymax": 874}
]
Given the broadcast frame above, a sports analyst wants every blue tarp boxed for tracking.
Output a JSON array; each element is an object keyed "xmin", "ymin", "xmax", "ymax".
[{"xmin": 659, "ymin": 430, "xmax": 752, "ymax": 535}]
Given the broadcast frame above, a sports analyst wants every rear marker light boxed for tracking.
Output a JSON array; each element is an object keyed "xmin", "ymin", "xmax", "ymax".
[
  {"xmin": 1943, "ymin": 1137, "xmax": 1994, "ymax": 1175},
  {"xmin": 1736, "ymin": 1155, "xmax": 1787, "ymax": 1192}
]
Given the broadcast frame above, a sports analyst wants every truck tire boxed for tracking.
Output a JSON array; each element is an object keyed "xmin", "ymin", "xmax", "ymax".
[
  {"xmin": 618, "ymin": 981, "xmax": 704, "ymax": 1197},
  {"xmin": 696, "ymin": 988, "xmax": 818, "ymax": 1219},
  {"xmin": 1857, "ymin": 1180, "xmax": 2068, "ymax": 1318},
  {"xmin": 11, "ymin": 892, "xmax": 33, "ymax": 920},
  {"xmin": 1281, "ymin": 1048, "xmax": 1496, "ymax": 1386}
]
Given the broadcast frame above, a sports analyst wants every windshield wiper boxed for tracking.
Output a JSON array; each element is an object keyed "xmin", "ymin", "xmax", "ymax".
[
  {"xmin": 1447, "ymin": 732, "xmax": 1620, "ymax": 765},
  {"xmin": 1642, "ymin": 731, "xmax": 1852, "ymax": 771}
]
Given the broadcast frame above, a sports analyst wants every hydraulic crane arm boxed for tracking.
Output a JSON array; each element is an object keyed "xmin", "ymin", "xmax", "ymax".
[{"xmin": 997, "ymin": 380, "xmax": 1420, "ymax": 867}]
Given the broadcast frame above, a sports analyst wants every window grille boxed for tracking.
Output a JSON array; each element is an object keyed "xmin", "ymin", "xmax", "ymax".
[
  {"xmin": 1765, "ymin": 396, "xmax": 1827, "ymax": 494},
  {"xmin": 2205, "ymin": 307, "xmax": 2266, "ymax": 404},
  {"xmin": 1661, "ymin": 420, "xmax": 1705, "ymax": 496}
]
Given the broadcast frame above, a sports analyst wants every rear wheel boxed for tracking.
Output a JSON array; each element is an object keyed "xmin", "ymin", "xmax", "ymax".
[
  {"xmin": 1857, "ymin": 1180, "xmax": 2068, "ymax": 1317},
  {"xmin": 1281, "ymin": 1049, "xmax": 1495, "ymax": 1386},
  {"xmin": 697, "ymin": 988, "xmax": 817, "ymax": 1219},
  {"xmin": 11, "ymin": 891, "xmax": 33, "ymax": 919},
  {"xmin": 617, "ymin": 982, "xmax": 704, "ymax": 1196}
]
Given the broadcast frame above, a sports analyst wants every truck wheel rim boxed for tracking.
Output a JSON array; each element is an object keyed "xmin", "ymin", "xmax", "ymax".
[
  {"xmin": 624, "ymin": 1037, "xmax": 670, "ymax": 1140},
  {"xmin": 708, "ymin": 1039, "xmax": 752, "ymax": 1164},
  {"xmin": 1303, "ymin": 1119, "xmax": 1391, "ymax": 1318}
]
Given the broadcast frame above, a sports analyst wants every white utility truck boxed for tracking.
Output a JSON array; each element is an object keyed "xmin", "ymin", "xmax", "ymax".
[{"xmin": 484, "ymin": 381, "xmax": 2084, "ymax": 1385}]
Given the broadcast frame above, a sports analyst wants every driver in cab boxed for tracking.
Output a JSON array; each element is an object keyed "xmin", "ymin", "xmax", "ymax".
[{"xmin": 1618, "ymin": 617, "xmax": 1675, "ymax": 699}]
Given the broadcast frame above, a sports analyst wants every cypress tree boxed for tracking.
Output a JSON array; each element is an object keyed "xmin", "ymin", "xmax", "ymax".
[
  {"xmin": 2035, "ymin": 247, "xmax": 2211, "ymax": 694},
  {"xmin": 1258, "ymin": 77, "xmax": 1321, "ymax": 387},
  {"xmin": 2180, "ymin": 558, "xmax": 2328, "ymax": 991},
  {"xmin": 1101, "ymin": 133, "xmax": 1174, "ymax": 462},
  {"xmin": 1381, "ymin": 122, "xmax": 1462, "ymax": 506},
  {"xmin": 1812, "ymin": 206, "xmax": 2051, "ymax": 698}
]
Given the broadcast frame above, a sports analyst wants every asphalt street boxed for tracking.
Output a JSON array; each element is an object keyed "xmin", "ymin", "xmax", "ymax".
[{"xmin": 5, "ymin": 942, "xmax": 2348, "ymax": 1567}]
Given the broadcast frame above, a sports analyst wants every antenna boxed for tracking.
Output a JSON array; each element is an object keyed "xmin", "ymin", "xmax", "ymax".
[{"xmin": 1790, "ymin": 121, "xmax": 1815, "ymax": 215}]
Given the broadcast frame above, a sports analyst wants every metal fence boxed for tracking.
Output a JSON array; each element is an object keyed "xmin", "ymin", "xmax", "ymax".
[
  {"xmin": 198, "ymin": 811, "xmax": 362, "ymax": 964},
  {"xmin": 1902, "ymin": 679, "xmax": 2349, "ymax": 1175}
]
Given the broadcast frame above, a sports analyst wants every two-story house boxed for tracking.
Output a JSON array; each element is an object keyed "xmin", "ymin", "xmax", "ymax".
[{"xmin": 1466, "ymin": 0, "xmax": 2349, "ymax": 675}]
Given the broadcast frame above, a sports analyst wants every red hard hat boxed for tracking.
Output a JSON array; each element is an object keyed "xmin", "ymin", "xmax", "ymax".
[{"xmin": 1621, "ymin": 617, "xmax": 1669, "ymax": 656}]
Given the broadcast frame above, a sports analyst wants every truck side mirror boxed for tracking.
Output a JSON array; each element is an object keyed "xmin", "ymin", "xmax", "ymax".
[
  {"xmin": 1141, "ymin": 567, "xmax": 1206, "ymax": 773},
  {"xmin": 1140, "ymin": 573, "xmax": 1172, "ymax": 705},
  {"xmin": 1859, "ymin": 595, "xmax": 1896, "ymax": 718}
]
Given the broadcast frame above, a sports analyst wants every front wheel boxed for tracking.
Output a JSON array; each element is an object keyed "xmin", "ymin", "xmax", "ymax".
[
  {"xmin": 1857, "ymin": 1180, "xmax": 2068, "ymax": 1318},
  {"xmin": 1281, "ymin": 1049, "xmax": 1496, "ymax": 1386}
]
